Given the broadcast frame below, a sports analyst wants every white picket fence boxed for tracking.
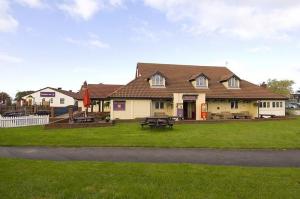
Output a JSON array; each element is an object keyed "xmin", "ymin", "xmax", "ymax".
[{"xmin": 0, "ymin": 115, "xmax": 49, "ymax": 128}]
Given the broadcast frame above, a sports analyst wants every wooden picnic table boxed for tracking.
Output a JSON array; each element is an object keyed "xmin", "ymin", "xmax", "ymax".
[
  {"xmin": 232, "ymin": 113, "xmax": 251, "ymax": 119},
  {"xmin": 140, "ymin": 116, "xmax": 175, "ymax": 128}
]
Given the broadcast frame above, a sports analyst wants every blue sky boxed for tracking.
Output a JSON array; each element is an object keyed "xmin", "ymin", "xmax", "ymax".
[{"xmin": 0, "ymin": 0, "xmax": 300, "ymax": 97}]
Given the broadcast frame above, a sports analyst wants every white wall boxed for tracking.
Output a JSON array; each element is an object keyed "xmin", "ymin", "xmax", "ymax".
[
  {"xmin": 259, "ymin": 100, "xmax": 286, "ymax": 116},
  {"xmin": 110, "ymin": 99, "xmax": 151, "ymax": 120},
  {"xmin": 22, "ymin": 88, "xmax": 76, "ymax": 107}
]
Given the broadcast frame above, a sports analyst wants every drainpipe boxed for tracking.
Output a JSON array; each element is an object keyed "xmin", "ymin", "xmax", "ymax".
[{"xmin": 257, "ymin": 100, "xmax": 260, "ymax": 118}]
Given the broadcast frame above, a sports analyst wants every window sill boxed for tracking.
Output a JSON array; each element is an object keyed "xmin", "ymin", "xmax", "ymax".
[
  {"xmin": 227, "ymin": 87, "xmax": 240, "ymax": 89},
  {"xmin": 151, "ymin": 86, "xmax": 166, "ymax": 88}
]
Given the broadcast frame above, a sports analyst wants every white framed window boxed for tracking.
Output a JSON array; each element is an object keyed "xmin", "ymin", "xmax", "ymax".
[
  {"xmin": 260, "ymin": 101, "xmax": 271, "ymax": 108},
  {"xmin": 196, "ymin": 76, "xmax": 207, "ymax": 88},
  {"xmin": 152, "ymin": 74, "xmax": 165, "ymax": 87},
  {"xmin": 228, "ymin": 77, "xmax": 239, "ymax": 88},
  {"xmin": 154, "ymin": 101, "xmax": 164, "ymax": 109},
  {"xmin": 60, "ymin": 98, "xmax": 65, "ymax": 104}
]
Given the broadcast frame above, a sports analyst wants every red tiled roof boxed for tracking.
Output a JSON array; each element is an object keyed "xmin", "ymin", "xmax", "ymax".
[
  {"xmin": 110, "ymin": 63, "xmax": 288, "ymax": 100},
  {"xmin": 77, "ymin": 84, "xmax": 123, "ymax": 100}
]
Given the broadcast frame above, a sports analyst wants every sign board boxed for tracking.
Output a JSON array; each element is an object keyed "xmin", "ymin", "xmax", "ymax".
[
  {"xmin": 40, "ymin": 92, "xmax": 55, "ymax": 97},
  {"xmin": 182, "ymin": 95, "xmax": 197, "ymax": 101},
  {"xmin": 113, "ymin": 101, "xmax": 126, "ymax": 111}
]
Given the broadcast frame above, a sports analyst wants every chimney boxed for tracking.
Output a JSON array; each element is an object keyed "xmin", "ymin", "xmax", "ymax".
[
  {"xmin": 58, "ymin": 87, "xmax": 62, "ymax": 90},
  {"xmin": 260, "ymin": 82, "xmax": 267, "ymax": 88},
  {"xmin": 69, "ymin": 90, "xmax": 72, "ymax": 92}
]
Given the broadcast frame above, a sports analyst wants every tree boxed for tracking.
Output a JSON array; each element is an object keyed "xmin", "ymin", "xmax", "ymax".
[
  {"xmin": 267, "ymin": 79, "xmax": 295, "ymax": 97},
  {"xmin": 14, "ymin": 91, "xmax": 34, "ymax": 101},
  {"xmin": 0, "ymin": 92, "xmax": 12, "ymax": 105}
]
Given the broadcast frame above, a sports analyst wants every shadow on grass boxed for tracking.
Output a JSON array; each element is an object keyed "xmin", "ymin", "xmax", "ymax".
[{"xmin": 140, "ymin": 127, "xmax": 174, "ymax": 133}]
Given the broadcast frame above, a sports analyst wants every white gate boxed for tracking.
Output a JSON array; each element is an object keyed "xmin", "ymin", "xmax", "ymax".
[{"xmin": 0, "ymin": 115, "xmax": 49, "ymax": 128}]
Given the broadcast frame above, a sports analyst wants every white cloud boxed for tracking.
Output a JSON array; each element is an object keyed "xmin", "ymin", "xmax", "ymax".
[
  {"xmin": 109, "ymin": 0, "xmax": 125, "ymax": 7},
  {"xmin": 0, "ymin": 52, "xmax": 23, "ymax": 64},
  {"xmin": 59, "ymin": 0, "xmax": 102, "ymax": 20},
  {"xmin": 0, "ymin": 0, "xmax": 19, "ymax": 32},
  {"xmin": 143, "ymin": 0, "xmax": 300, "ymax": 40},
  {"xmin": 247, "ymin": 46, "xmax": 271, "ymax": 53},
  {"xmin": 65, "ymin": 34, "xmax": 110, "ymax": 48},
  {"xmin": 16, "ymin": 0, "xmax": 45, "ymax": 8},
  {"xmin": 58, "ymin": 0, "xmax": 127, "ymax": 20}
]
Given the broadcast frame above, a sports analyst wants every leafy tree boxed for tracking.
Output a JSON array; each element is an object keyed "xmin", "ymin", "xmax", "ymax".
[
  {"xmin": 14, "ymin": 91, "xmax": 34, "ymax": 101},
  {"xmin": 0, "ymin": 92, "xmax": 12, "ymax": 105},
  {"xmin": 267, "ymin": 79, "xmax": 295, "ymax": 97}
]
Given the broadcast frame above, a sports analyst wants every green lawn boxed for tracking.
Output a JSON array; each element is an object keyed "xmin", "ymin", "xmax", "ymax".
[
  {"xmin": 0, "ymin": 118, "xmax": 300, "ymax": 148},
  {"xmin": 0, "ymin": 158, "xmax": 299, "ymax": 199}
]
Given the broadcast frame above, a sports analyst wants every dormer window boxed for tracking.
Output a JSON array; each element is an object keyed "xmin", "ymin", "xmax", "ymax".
[
  {"xmin": 196, "ymin": 76, "xmax": 207, "ymax": 88},
  {"xmin": 228, "ymin": 77, "xmax": 239, "ymax": 88},
  {"xmin": 151, "ymin": 74, "xmax": 165, "ymax": 87},
  {"xmin": 189, "ymin": 73, "xmax": 209, "ymax": 89}
]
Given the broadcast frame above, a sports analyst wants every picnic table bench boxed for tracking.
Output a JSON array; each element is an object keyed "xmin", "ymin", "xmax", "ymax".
[
  {"xmin": 232, "ymin": 113, "xmax": 251, "ymax": 119},
  {"xmin": 140, "ymin": 117, "xmax": 176, "ymax": 128}
]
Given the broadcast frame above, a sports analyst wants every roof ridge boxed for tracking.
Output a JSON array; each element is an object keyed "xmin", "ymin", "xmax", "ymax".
[{"xmin": 137, "ymin": 62, "xmax": 228, "ymax": 68}]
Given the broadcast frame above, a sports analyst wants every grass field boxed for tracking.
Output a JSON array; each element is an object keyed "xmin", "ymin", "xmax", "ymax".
[
  {"xmin": 0, "ymin": 118, "xmax": 300, "ymax": 148},
  {"xmin": 0, "ymin": 158, "xmax": 299, "ymax": 199}
]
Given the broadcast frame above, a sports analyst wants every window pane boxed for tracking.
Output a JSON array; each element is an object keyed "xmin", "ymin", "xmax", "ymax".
[
  {"xmin": 280, "ymin": 102, "xmax": 283, "ymax": 107},
  {"xmin": 231, "ymin": 101, "xmax": 238, "ymax": 109},
  {"xmin": 155, "ymin": 102, "xmax": 160, "ymax": 109},
  {"xmin": 276, "ymin": 102, "xmax": 279, "ymax": 107},
  {"xmin": 272, "ymin": 102, "xmax": 276, "ymax": 108},
  {"xmin": 160, "ymin": 102, "xmax": 164, "ymax": 109},
  {"xmin": 267, "ymin": 102, "xmax": 270, "ymax": 108}
]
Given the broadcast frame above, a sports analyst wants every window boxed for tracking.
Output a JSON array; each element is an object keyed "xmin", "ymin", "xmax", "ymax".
[
  {"xmin": 113, "ymin": 101, "xmax": 126, "ymax": 111},
  {"xmin": 152, "ymin": 74, "xmax": 164, "ymax": 86},
  {"xmin": 276, "ymin": 102, "xmax": 280, "ymax": 108},
  {"xmin": 60, "ymin": 98, "xmax": 65, "ymax": 104},
  {"xmin": 280, "ymin": 102, "xmax": 283, "ymax": 107},
  {"xmin": 155, "ymin": 101, "xmax": 164, "ymax": 109},
  {"xmin": 231, "ymin": 101, "xmax": 238, "ymax": 109},
  {"xmin": 259, "ymin": 101, "xmax": 271, "ymax": 108},
  {"xmin": 263, "ymin": 102, "xmax": 266, "ymax": 108},
  {"xmin": 272, "ymin": 102, "xmax": 276, "ymax": 108},
  {"xmin": 50, "ymin": 98, "xmax": 53, "ymax": 104},
  {"xmin": 228, "ymin": 77, "xmax": 239, "ymax": 88},
  {"xmin": 196, "ymin": 76, "xmax": 207, "ymax": 88}
]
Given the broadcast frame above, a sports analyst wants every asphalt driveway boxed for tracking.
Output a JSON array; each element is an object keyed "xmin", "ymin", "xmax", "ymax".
[{"xmin": 1, "ymin": 146, "xmax": 300, "ymax": 167}]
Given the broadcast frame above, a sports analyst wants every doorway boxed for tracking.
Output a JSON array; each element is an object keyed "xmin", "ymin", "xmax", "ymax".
[{"xmin": 183, "ymin": 101, "xmax": 196, "ymax": 120}]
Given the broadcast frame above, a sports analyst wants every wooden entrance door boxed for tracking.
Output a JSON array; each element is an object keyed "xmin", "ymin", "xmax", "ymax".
[{"xmin": 183, "ymin": 101, "xmax": 196, "ymax": 120}]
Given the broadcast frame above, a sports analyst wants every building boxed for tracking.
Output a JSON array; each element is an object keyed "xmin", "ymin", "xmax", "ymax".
[
  {"xmin": 22, "ymin": 87, "xmax": 78, "ymax": 108},
  {"xmin": 291, "ymin": 90, "xmax": 300, "ymax": 103},
  {"xmin": 109, "ymin": 63, "xmax": 287, "ymax": 120},
  {"xmin": 77, "ymin": 83, "xmax": 123, "ymax": 113}
]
